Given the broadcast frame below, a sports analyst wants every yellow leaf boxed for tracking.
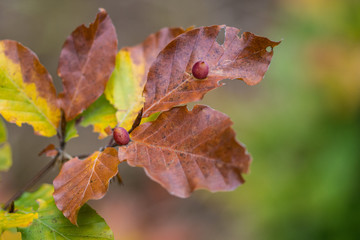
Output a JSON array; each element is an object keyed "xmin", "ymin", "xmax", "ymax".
[
  {"xmin": 1, "ymin": 230, "xmax": 21, "ymax": 240},
  {"xmin": 0, "ymin": 40, "xmax": 60, "ymax": 137},
  {"xmin": 105, "ymin": 50, "xmax": 145, "ymax": 131},
  {"xmin": 105, "ymin": 27, "xmax": 186, "ymax": 131},
  {"xmin": 0, "ymin": 211, "xmax": 38, "ymax": 229}
]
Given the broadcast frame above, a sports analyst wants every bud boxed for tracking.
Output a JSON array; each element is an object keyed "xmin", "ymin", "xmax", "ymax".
[
  {"xmin": 192, "ymin": 61, "xmax": 209, "ymax": 79},
  {"xmin": 113, "ymin": 127, "xmax": 130, "ymax": 146}
]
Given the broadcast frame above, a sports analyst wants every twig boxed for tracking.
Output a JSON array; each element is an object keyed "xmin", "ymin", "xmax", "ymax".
[
  {"xmin": 128, "ymin": 108, "xmax": 143, "ymax": 134},
  {"xmin": 3, "ymin": 154, "xmax": 60, "ymax": 210}
]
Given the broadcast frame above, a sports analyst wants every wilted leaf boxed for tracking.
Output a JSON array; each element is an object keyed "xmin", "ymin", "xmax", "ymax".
[
  {"xmin": 53, "ymin": 148, "xmax": 119, "ymax": 225},
  {"xmin": 143, "ymin": 25, "xmax": 280, "ymax": 117},
  {"xmin": 16, "ymin": 184, "xmax": 114, "ymax": 239},
  {"xmin": 64, "ymin": 119, "xmax": 79, "ymax": 142},
  {"xmin": 118, "ymin": 105, "xmax": 251, "ymax": 198},
  {"xmin": 38, "ymin": 144, "xmax": 58, "ymax": 157},
  {"xmin": 0, "ymin": 40, "xmax": 60, "ymax": 136},
  {"xmin": 0, "ymin": 210, "xmax": 38, "ymax": 229},
  {"xmin": 58, "ymin": 9, "xmax": 118, "ymax": 121},
  {"xmin": 0, "ymin": 230, "xmax": 21, "ymax": 240},
  {"xmin": 81, "ymin": 95, "xmax": 117, "ymax": 139},
  {"xmin": 105, "ymin": 27, "xmax": 186, "ymax": 130}
]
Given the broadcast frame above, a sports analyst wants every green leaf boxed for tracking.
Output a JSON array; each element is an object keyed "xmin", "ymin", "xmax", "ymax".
[
  {"xmin": 81, "ymin": 95, "xmax": 117, "ymax": 139},
  {"xmin": 0, "ymin": 118, "xmax": 11, "ymax": 172},
  {"xmin": 105, "ymin": 49, "xmax": 145, "ymax": 131},
  {"xmin": 64, "ymin": 119, "xmax": 78, "ymax": 142},
  {"xmin": 0, "ymin": 143, "xmax": 12, "ymax": 172},
  {"xmin": 104, "ymin": 27, "xmax": 186, "ymax": 131},
  {"xmin": 15, "ymin": 184, "xmax": 114, "ymax": 240},
  {"xmin": 0, "ymin": 118, "xmax": 6, "ymax": 143},
  {"xmin": 140, "ymin": 112, "xmax": 160, "ymax": 125}
]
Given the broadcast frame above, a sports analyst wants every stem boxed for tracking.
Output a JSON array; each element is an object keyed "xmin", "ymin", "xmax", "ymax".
[
  {"xmin": 59, "ymin": 110, "xmax": 67, "ymax": 150},
  {"xmin": 128, "ymin": 108, "xmax": 143, "ymax": 134},
  {"xmin": 3, "ymin": 154, "xmax": 59, "ymax": 210}
]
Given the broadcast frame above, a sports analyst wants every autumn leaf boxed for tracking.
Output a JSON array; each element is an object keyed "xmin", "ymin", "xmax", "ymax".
[
  {"xmin": 38, "ymin": 144, "xmax": 58, "ymax": 157},
  {"xmin": 0, "ymin": 210, "xmax": 38, "ymax": 230},
  {"xmin": 105, "ymin": 27, "xmax": 186, "ymax": 130},
  {"xmin": 0, "ymin": 40, "xmax": 60, "ymax": 136},
  {"xmin": 58, "ymin": 8, "xmax": 118, "ymax": 121},
  {"xmin": 118, "ymin": 105, "xmax": 251, "ymax": 198},
  {"xmin": 0, "ymin": 230, "xmax": 21, "ymax": 240},
  {"xmin": 0, "ymin": 211, "xmax": 38, "ymax": 230},
  {"xmin": 81, "ymin": 95, "xmax": 117, "ymax": 139},
  {"xmin": 16, "ymin": 184, "xmax": 114, "ymax": 239},
  {"xmin": 143, "ymin": 25, "xmax": 280, "ymax": 117},
  {"xmin": 53, "ymin": 148, "xmax": 119, "ymax": 225}
]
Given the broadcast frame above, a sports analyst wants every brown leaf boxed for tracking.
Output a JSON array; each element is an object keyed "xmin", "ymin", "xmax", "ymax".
[
  {"xmin": 38, "ymin": 144, "xmax": 58, "ymax": 157},
  {"xmin": 124, "ymin": 27, "xmax": 187, "ymax": 88},
  {"xmin": 53, "ymin": 147, "xmax": 119, "ymax": 225},
  {"xmin": 58, "ymin": 8, "xmax": 118, "ymax": 121},
  {"xmin": 118, "ymin": 105, "xmax": 251, "ymax": 198},
  {"xmin": 143, "ymin": 25, "xmax": 280, "ymax": 117}
]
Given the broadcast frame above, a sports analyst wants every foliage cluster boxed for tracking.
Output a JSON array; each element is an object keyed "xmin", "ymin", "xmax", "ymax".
[{"xmin": 0, "ymin": 9, "xmax": 279, "ymax": 238}]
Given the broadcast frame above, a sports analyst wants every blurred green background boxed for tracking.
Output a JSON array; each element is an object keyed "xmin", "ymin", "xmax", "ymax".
[{"xmin": 0, "ymin": 0, "xmax": 359, "ymax": 239}]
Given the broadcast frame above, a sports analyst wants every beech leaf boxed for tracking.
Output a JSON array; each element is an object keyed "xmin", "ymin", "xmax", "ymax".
[
  {"xmin": 0, "ymin": 230, "xmax": 21, "ymax": 240},
  {"xmin": 0, "ymin": 40, "xmax": 60, "ymax": 136},
  {"xmin": 0, "ymin": 118, "xmax": 11, "ymax": 172},
  {"xmin": 38, "ymin": 144, "xmax": 58, "ymax": 157},
  {"xmin": 16, "ymin": 184, "xmax": 114, "ymax": 239},
  {"xmin": 81, "ymin": 95, "xmax": 117, "ymax": 139},
  {"xmin": 58, "ymin": 9, "xmax": 118, "ymax": 121},
  {"xmin": 105, "ymin": 27, "xmax": 186, "ymax": 130},
  {"xmin": 64, "ymin": 118, "xmax": 79, "ymax": 142},
  {"xmin": 0, "ymin": 210, "xmax": 38, "ymax": 230},
  {"xmin": 118, "ymin": 105, "xmax": 251, "ymax": 198},
  {"xmin": 53, "ymin": 148, "xmax": 119, "ymax": 225},
  {"xmin": 143, "ymin": 25, "xmax": 280, "ymax": 117}
]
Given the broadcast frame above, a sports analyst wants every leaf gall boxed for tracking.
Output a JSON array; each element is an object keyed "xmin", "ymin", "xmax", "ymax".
[
  {"xmin": 192, "ymin": 61, "xmax": 209, "ymax": 79},
  {"xmin": 113, "ymin": 127, "xmax": 130, "ymax": 145}
]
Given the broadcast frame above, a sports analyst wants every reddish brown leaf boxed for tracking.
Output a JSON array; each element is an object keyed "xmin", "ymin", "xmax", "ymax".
[
  {"xmin": 118, "ymin": 105, "xmax": 251, "ymax": 198},
  {"xmin": 58, "ymin": 8, "xmax": 118, "ymax": 121},
  {"xmin": 38, "ymin": 144, "xmax": 58, "ymax": 157},
  {"xmin": 143, "ymin": 25, "xmax": 280, "ymax": 117},
  {"xmin": 125, "ymin": 27, "xmax": 187, "ymax": 88},
  {"xmin": 53, "ymin": 147, "xmax": 119, "ymax": 225}
]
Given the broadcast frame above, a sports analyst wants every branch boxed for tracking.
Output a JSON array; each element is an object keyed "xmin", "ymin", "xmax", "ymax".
[{"xmin": 3, "ymin": 153, "xmax": 60, "ymax": 210}]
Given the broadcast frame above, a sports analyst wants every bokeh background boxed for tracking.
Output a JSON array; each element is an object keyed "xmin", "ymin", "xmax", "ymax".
[{"xmin": 1, "ymin": 0, "xmax": 360, "ymax": 239}]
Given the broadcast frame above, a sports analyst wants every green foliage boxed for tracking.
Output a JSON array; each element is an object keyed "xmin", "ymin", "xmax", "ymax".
[
  {"xmin": 64, "ymin": 119, "xmax": 79, "ymax": 142},
  {"xmin": 0, "ymin": 118, "xmax": 11, "ymax": 172},
  {"xmin": 16, "ymin": 184, "xmax": 114, "ymax": 239},
  {"xmin": 81, "ymin": 95, "xmax": 117, "ymax": 139}
]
